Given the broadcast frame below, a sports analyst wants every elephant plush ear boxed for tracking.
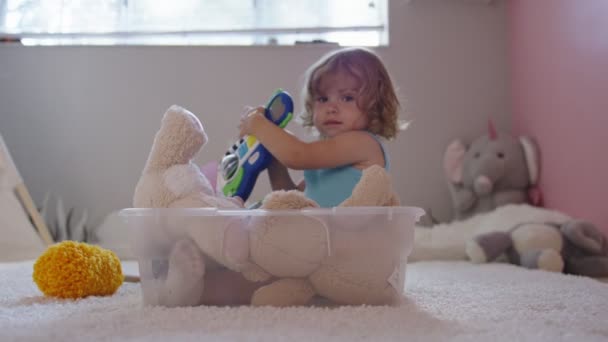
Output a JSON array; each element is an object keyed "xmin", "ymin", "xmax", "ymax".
[
  {"xmin": 519, "ymin": 136, "xmax": 539, "ymax": 185},
  {"xmin": 443, "ymin": 140, "xmax": 466, "ymax": 184}
]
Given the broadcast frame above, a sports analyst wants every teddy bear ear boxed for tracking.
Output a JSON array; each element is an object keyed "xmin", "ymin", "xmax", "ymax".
[
  {"xmin": 443, "ymin": 140, "xmax": 466, "ymax": 184},
  {"xmin": 519, "ymin": 136, "xmax": 539, "ymax": 185}
]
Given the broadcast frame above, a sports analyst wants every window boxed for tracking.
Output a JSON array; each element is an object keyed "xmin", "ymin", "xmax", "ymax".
[{"xmin": 0, "ymin": 0, "xmax": 388, "ymax": 46}]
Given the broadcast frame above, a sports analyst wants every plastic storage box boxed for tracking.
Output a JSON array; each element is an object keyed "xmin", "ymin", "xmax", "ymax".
[{"xmin": 120, "ymin": 206, "xmax": 424, "ymax": 306}]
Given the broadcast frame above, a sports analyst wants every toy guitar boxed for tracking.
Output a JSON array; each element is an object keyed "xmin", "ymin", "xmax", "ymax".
[{"xmin": 217, "ymin": 90, "xmax": 293, "ymax": 201}]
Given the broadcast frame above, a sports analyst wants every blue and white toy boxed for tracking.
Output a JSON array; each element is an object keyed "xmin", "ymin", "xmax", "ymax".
[{"xmin": 217, "ymin": 90, "xmax": 293, "ymax": 201}]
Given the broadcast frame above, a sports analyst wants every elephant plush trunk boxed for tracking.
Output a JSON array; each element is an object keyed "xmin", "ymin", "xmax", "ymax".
[
  {"xmin": 470, "ymin": 156, "xmax": 504, "ymax": 196},
  {"xmin": 474, "ymin": 175, "xmax": 493, "ymax": 196}
]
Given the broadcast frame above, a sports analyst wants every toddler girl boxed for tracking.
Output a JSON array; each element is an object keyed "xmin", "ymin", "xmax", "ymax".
[{"xmin": 239, "ymin": 47, "xmax": 404, "ymax": 207}]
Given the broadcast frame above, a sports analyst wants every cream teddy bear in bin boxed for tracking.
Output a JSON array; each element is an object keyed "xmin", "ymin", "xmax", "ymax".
[
  {"xmin": 133, "ymin": 105, "xmax": 253, "ymax": 306},
  {"xmin": 132, "ymin": 105, "xmax": 422, "ymax": 307}
]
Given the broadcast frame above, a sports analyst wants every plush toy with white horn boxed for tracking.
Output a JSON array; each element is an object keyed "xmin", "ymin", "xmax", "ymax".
[{"xmin": 443, "ymin": 120, "xmax": 541, "ymax": 221}]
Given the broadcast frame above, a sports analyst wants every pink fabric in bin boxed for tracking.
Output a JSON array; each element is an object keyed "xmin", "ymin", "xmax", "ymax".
[{"xmin": 200, "ymin": 161, "xmax": 219, "ymax": 195}]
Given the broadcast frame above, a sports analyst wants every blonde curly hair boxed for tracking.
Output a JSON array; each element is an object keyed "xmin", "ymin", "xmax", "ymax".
[{"xmin": 299, "ymin": 47, "xmax": 403, "ymax": 140}]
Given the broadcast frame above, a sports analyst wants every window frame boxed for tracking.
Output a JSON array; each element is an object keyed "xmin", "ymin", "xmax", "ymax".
[{"xmin": 0, "ymin": 0, "xmax": 389, "ymax": 47}]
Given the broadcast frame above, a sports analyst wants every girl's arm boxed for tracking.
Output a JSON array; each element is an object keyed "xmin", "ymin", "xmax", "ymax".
[{"xmin": 240, "ymin": 109, "xmax": 382, "ymax": 171}]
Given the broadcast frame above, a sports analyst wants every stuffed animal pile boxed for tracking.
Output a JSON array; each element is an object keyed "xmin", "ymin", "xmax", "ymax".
[
  {"xmin": 413, "ymin": 121, "xmax": 608, "ymax": 278},
  {"xmin": 132, "ymin": 105, "xmax": 421, "ymax": 307},
  {"xmin": 467, "ymin": 219, "xmax": 608, "ymax": 277}
]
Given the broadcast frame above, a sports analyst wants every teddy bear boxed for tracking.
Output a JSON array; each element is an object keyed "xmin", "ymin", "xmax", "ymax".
[
  {"xmin": 133, "ymin": 105, "xmax": 243, "ymax": 211},
  {"xmin": 179, "ymin": 164, "xmax": 416, "ymax": 307},
  {"xmin": 133, "ymin": 105, "xmax": 423, "ymax": 307},
  {"xmin": 242, "ymin": 165, "xmax": 414, "ymax": 307},
  {"xmin": 466, "ymin": 219, "xmax": 608, "ymax": 277},
  {"xmin": 133, "ymin": 105, "xmax": 257, "ymax": 306}
]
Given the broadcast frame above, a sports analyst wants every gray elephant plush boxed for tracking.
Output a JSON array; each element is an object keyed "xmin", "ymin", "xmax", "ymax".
[
  {"xmin": 443, "ymin": 121, "xmax": 541, "ymax": 220},
  {"xmin": 466, "ymin": 220, "xmax": 608, "ymax": 277}
]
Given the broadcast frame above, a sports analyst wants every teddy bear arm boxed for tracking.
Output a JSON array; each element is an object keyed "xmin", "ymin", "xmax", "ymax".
[{"xmin": 340, "ymin": 165, "xmax": 392, "ymax": 207}]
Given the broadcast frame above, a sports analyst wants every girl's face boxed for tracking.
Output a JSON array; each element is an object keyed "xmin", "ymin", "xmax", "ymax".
[{"xmin": 312, "ymin": 70, "xmax": 368, "ymax": 138}]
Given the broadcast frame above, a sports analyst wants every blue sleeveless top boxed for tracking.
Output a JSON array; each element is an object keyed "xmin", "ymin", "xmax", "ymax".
[{"xmin": 303, "ymin": 134, "xmax": 389, "ymax": 208}]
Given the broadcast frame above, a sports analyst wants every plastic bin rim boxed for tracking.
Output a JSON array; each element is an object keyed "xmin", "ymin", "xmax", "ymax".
[{"xmin": 119, "ymin": 206, "xmax": 425, "ymax": 219}]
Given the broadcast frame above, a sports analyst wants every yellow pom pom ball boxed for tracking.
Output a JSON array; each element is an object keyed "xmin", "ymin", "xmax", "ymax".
[{"xmin": 33, "ymin": 241, "xmax": 124, "ymax": 299}]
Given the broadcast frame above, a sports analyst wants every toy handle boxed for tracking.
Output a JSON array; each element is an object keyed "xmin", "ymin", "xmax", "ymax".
[{"xmin": 217, "ymin": 90, "xmax": 293, "ymax": 201}]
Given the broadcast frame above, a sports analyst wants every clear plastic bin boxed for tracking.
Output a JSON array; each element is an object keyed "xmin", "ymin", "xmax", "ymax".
[{"xmin": 119, "ymin": 206, "xmax": 424, "ymax": 306}]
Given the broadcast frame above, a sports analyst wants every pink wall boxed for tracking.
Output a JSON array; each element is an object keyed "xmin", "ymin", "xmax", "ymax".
[{"xmin": 508, "ymin": 0, "xmax": 608, "ymax": 235}]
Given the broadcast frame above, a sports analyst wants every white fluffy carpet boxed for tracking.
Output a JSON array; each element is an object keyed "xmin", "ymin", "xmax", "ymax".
[{"xmin": 1, "ymin": 260, "xmax": 607, "ymax": 342}]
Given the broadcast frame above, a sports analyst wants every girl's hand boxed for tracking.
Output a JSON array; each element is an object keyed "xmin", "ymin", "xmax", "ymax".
[{"xmin": 239, "ymin": 106, "xmax": 266, "ymax": 138}]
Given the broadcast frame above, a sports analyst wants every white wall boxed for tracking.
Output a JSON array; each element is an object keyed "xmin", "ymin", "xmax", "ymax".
[{"xmin": 0, "ymin": 0, "xmax": 508, "ymax": 228}]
